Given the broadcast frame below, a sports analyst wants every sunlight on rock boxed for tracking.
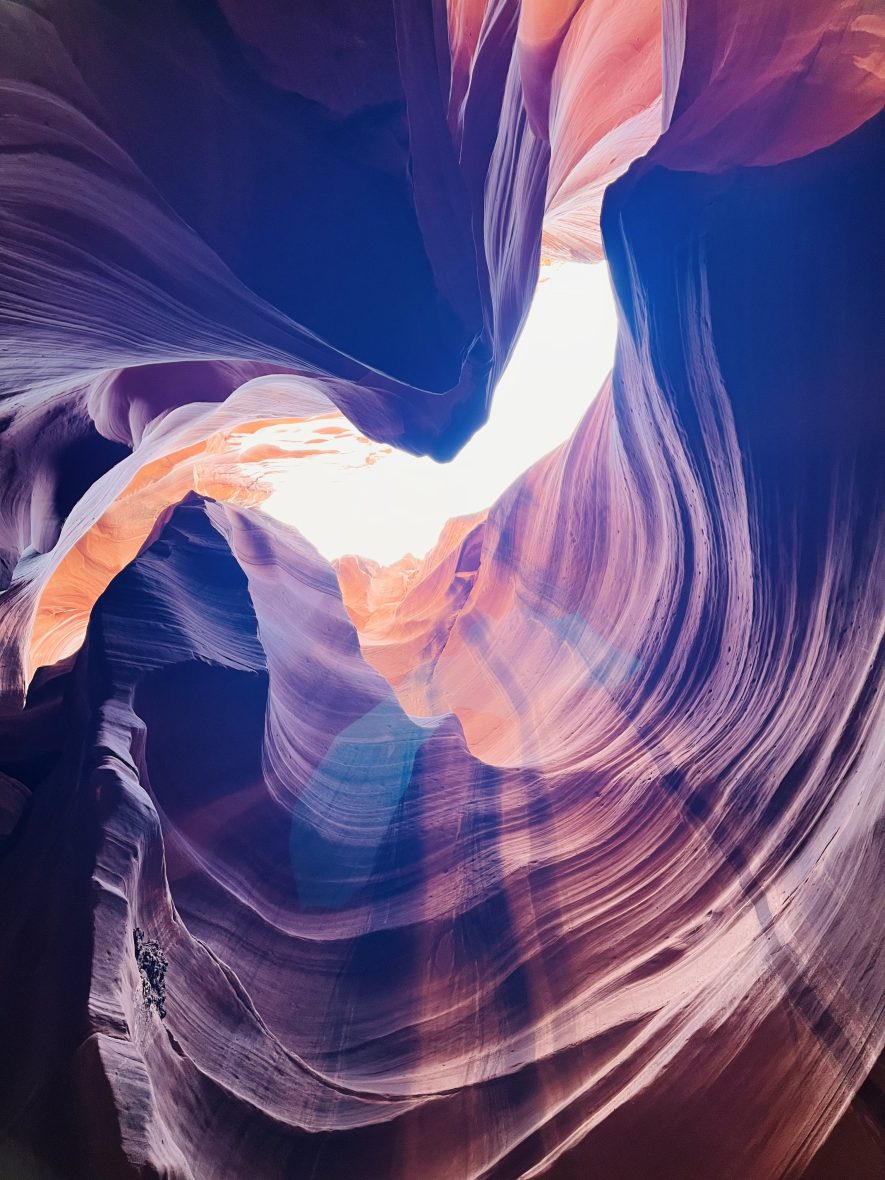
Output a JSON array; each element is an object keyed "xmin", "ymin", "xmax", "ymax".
[{"xmin": 262, "ymin": 261, "xmax": 617, "ymax": 564}]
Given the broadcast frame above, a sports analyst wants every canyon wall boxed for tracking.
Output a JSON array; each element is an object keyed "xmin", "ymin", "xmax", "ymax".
[{"xmin": 0, "ymin": 2, "xmax": 883, "ymax": 1177}]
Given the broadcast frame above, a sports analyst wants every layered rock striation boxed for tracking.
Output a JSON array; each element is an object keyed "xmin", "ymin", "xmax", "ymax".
[{"xmin": 0, "ymin": 2, "xmax": 883, "ymax": 1177}]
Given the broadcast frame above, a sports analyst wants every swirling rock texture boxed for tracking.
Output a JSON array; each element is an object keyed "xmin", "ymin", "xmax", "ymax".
[{"xmin": 0, "ymin": 2, "xmax": 883, "ymax": 1178}]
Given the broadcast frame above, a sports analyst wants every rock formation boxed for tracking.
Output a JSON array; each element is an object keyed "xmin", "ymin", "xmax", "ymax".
[{"xmin": 0, "ymin": 2, "xmax": 882, "ymax": 1177}]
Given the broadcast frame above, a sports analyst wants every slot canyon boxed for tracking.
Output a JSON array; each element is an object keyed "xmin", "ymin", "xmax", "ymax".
[{"xmin": 0, "ymin": 2, "xmax": 883, "ymax": 1177}]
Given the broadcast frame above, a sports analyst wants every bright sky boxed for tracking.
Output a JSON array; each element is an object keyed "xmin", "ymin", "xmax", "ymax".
[{"xmin": 262, "ymin": 260, "xmax": 617, "ymax": 565}]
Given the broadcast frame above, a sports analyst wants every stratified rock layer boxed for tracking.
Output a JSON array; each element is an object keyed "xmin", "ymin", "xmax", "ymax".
[{"xmin": 0, "ymin": 3, "xmax": 883, "ymax": 1178}]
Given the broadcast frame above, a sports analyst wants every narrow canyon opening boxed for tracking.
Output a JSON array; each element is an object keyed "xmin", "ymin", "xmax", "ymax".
[{"xmin": 260, "ymin": 260, "xmax": 617, "ymax": 567}]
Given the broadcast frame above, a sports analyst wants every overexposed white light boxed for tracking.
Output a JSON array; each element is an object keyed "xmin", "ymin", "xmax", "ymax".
[{"xmin": 262, "ymin": 260, "xmax": 617, "ymax": 565}]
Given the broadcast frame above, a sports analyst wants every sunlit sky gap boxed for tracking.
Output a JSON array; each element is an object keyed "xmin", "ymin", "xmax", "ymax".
[{"xmin": 262, "ymin": 260, "xmax": 617, "ymax": 565}]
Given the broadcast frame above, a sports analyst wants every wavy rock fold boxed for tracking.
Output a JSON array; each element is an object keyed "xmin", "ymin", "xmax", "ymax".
[{"xmin": 0, "ymin": 2, "xmax": 883, "ymax": 1177}]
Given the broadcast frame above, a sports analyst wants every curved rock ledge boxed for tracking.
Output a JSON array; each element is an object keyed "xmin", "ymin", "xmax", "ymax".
[{"xmin": 0, "ymin": 2, "xmax": 883, "ymax": 1178}]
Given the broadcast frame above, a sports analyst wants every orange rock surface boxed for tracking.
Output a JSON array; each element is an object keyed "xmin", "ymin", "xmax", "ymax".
[{"xmin": 0, "ymin": 3, "xmax": 882, "ymax": 1178}]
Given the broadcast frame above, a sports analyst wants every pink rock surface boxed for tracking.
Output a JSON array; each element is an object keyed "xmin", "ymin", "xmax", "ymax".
[{"xmin": 0, "ymin": 3, "xmax": 883, "ymax": 1178}]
